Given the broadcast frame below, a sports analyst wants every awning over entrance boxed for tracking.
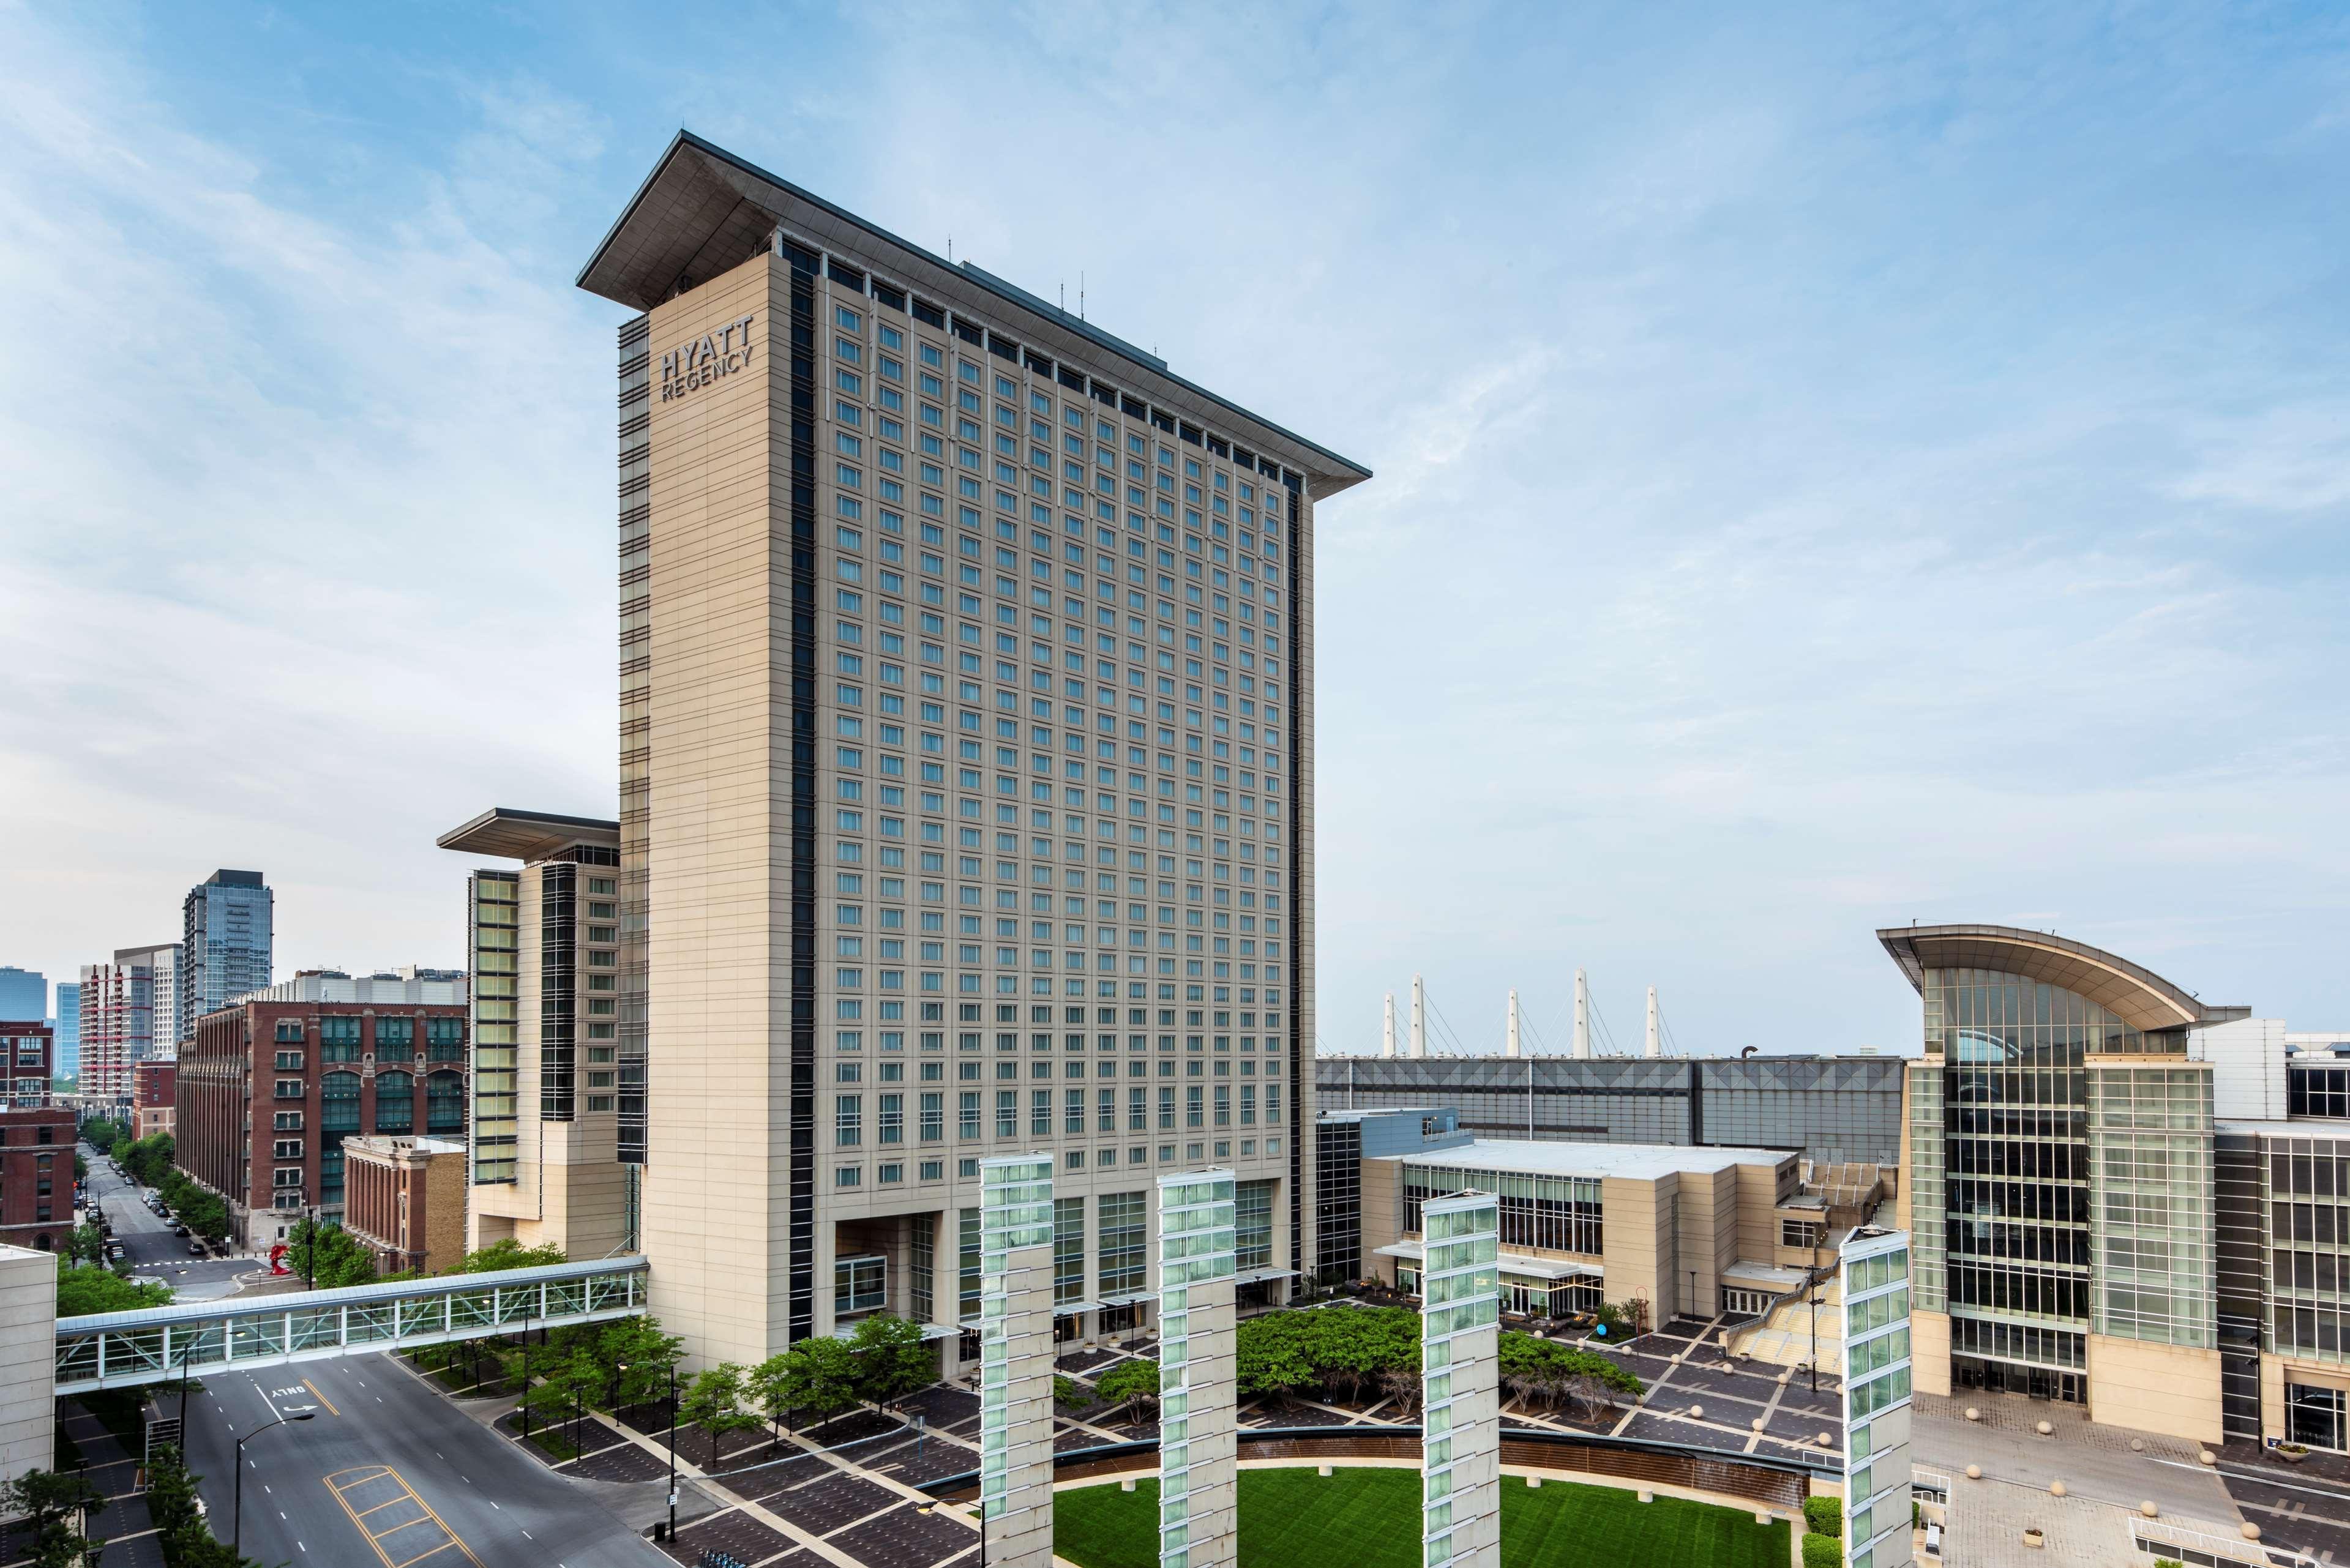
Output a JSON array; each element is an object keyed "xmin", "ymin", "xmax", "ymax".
[
  {"xmin": 1375, "ymin": 1241, "xmax": 1599, "ymax": 1282},
  {"xmin": 1235, "ymin": 1267, "xmax": 1298, "ymax": 1286},
  {"xmin": 833, "ymin": 1320, "xmax": 961, "ymax": 1342},
  {"xmin": 1099, "ymin": 1292, "xmax": 1157, "ymax": 1308},
  {"xmin": 1052, "ymin": 1301, "xmax": 1104, "ymax": 1317}
]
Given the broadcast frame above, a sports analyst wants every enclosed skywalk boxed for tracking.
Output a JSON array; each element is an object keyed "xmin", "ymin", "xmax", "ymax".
[{"xmin": 53, "ymin": 1255, "xmax": 648, "ymax": 1394}]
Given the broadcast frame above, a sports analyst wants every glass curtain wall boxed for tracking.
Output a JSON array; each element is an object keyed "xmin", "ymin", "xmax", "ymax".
[{"xmin": 1931, "ymin": 968, "xmax": 2122, "ymax": 1366}]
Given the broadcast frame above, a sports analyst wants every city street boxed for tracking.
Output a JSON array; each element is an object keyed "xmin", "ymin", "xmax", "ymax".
[
  {"xmin": 79, "ymin": 1143, "xmax": 250, "ymax": 1302},
  {"xmin": 178, "ymin": 1351, "xmax": 670, "ymax": 1567}
]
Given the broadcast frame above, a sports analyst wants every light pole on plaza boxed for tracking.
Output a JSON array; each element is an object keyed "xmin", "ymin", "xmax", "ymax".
[{"xmin": 618, "ymin": 1359, "xmax": 680, "ymax": 1542}]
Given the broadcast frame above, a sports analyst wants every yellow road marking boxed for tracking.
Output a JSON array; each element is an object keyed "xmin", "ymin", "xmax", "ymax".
[
  {"xmin": 321, "ymin": 1466, "xmax": 483, "ymax": 1568},
  {"xmin": 304, "ymin": 1377, "xmax": 342, "ymax": 1416}
]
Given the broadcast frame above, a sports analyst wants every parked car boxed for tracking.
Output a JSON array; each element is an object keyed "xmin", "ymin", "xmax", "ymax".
[
  {"xmin": 170, "ymin": 1223, "xmax": 190, "ymax": 1238},
  {"xmin": 186, "ymin": 1240, "xmax": 208, "ymax": 1257}
]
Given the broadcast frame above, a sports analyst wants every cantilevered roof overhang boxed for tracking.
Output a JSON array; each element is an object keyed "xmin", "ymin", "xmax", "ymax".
[
  {"xmin": 437, "ymin": 807, "xmax": 619, "ymax": 864},
  {"xmin": 576, "ymin": 130, "xmax": 1372, "ymax": 501},
  {"xmin": 1876, "ymin": 923, "xmax": 2245, "ymax": 1035}
]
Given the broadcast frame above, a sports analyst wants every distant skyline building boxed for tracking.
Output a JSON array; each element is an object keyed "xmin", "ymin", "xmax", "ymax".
[
  {"xmin": 51, "ymin": 982, "xmax": 77, "ymax": 1080},
  {"xmin": 78, "ymin": 943, "xmax": 179, "ymax": 1100},
  {"xmin": 179, "ymin": 868, "xmax": 274, "ymax": 1043},
  {"xmin": 0, "ymin": 969, "xmax": 42, "ymax": 1025}
]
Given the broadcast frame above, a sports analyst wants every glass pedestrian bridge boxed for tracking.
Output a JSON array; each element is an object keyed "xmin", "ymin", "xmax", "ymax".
[{"xmin": 54, "ymin": 1255, "xmax": 649, "ymax": 1394}]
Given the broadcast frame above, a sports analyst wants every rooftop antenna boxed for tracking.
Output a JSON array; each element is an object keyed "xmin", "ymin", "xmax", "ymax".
[{"xmin": 1081, "ymin": 271, "xmax": 1086, "ymax": 319}]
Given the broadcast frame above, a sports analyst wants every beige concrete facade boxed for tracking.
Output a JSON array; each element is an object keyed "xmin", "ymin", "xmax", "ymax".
[
  {"xmin": 445, "ymin": 814, "xmax": 632, "ymax": 1265},
  {"xmin": 1910, "ymin": 1307, "xmax": 1953, "ymax": 1397},
  {"xmin": 979, "ymin": 1158, "xmax": 1056, "ymax": 1568},
  {"xmin": 1159, "ymin": 1173, "xmax": 1238, "ymax": 1568},
  {"xmin": 2084, "ymin": 1334, "xmax": 2225, "ymax": 1445},
  {"xmin": 0, "ymin": 1243, "xmax": 54, "ymax": 1493},
  {"xmin": 1361, "ymin": 1140, "xmax": 1797, "ymax": 1329},
  {"xmin": 598, "ymin": 141, "xmax": 1366, "ymax": 1367}
]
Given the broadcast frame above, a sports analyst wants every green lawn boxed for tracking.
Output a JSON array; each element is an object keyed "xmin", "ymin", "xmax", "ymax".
[{"xmin": 1053, "ymin": 1468, "xmax": 1789, "ymax": 1568}]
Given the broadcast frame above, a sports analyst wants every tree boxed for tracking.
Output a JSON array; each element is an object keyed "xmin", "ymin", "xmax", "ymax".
[
  {"xmin": 452, "ymin": 1238, "xmax": 566, "ymax": 1274},
  {"xmin": 146, "ymin": 1444, "xmax": 265, "ymax": 1567},
  {"xmin": 55, "ymin": 1253, "xmax": 171, "ymax": 1315},
  {"xmin": 1093, "ymin": 1358, "xmax": 1161, "ymax": 1424},
  {"xmin": 750, "ymin": 1337, "xmax": 861, "ymax": 1430},
  {"xmin": 679, "ymin": 1362, "xmax": 763, "ymax": 1443},
  {"xmin": 64, "ymin": 1222, "xmax": 107, "ymax": 1268},
  {"xmin": 0, "ymin": 1465, "xmax": 102, "ymax": 1568},
  {"xmin": 286, "ymin": 1219, "xmax": 377, "ymax": 1288},
  {"xmin": 848, "ymin": 1313, "xmax": 937, "ymax": 1409},
  {"xmin": 595, "ymin": 1316, "xmax": 685, "ymax": 1410},
  {"xmin": 522, "ymin": 1350, "xmax": 602, "ymax": 1433},
  {"xmin": 117, "ymin": 1131, "xmax": 174, "ymax": 1188}
]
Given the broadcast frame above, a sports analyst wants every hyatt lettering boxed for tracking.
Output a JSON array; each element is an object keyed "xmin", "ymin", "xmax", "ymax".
[{"xmin": 660, "ymin": 313, "xmax": 756, "ymax": 400}]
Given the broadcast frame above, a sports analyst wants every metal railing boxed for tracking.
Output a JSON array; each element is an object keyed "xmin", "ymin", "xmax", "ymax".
[
  {"xmin": 2131, "ymin": 1518, "xmax": 2319, "ymax": 1568},
  {"xmin": 54, "ymin": 1256, "xmax": 649, "ymax": 1393}
]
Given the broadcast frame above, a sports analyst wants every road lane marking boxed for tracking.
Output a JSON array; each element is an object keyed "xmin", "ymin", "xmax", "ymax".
[
  {"xmin": 323, "ymin": 1466, "xmax": 484, "ymax": 1568},
  {"xmin": 304, "ymin": 1378, "xmax": 342, "ymax": 1416}
]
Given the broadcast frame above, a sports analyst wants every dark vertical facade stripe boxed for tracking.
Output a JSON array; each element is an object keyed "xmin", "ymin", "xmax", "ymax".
[
  {"xmin": 616, "ymin": 312, "xmax": 651, "ymax": 1167},
  {"xmin": 1687, "ymin": 1061, "xmax": 1704, "ymax": 1146},
  {"xmin": 1284, "ymin": 473, "xmax": 1304, "ymax": 1275},
  {"xmin": 787, "ymin": 253, "xmax": 820, "ymax": 1340}
]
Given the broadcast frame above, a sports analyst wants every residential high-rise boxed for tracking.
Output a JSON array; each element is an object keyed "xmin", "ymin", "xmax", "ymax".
[
  {"xmin": 51, "ymin": 982, "xmax": 77, "ymax": 1081},
  {"xmin": 179, "ymin": 870, "xmax": 274, "ymax": 1043},
  {"xmin": 78, "ymin": 943, "xmax": 179, "ymax": 1102},
  {"xmin": 577, "ymin": 132, "xmax": 1368, "ymax": 1365},
  {"xmin": 0, "ymin": 971, "xmax": 42, "ymax": 1025},
  {"xmin": 438, "ymin": 807, "xmax": 634, "ymax": 1260}
]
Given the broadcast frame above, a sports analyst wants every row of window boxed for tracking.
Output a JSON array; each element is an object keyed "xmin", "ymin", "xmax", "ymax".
[
  {"xmin": 832, "ymin": 1083, "xmax": 1284, "ymax": 1144},
  {"xmin": 839, "ymin": 1138, "xmax": 1280, "ymax": 1193}
]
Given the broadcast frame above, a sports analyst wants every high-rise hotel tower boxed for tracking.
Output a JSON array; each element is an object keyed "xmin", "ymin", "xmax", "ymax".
[{"xmin": 578, "ymin": 134, "xmax": 1369, "ymax": 1365}]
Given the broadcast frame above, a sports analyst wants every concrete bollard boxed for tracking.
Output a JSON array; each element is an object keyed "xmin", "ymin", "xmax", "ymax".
[
  {"xmin": 1688, "ymin": 1405, "xmax": 1704, "ymax": 1419},
  {"xmin": 1754, "ymin": 1512, "xmax": 1772, "ymax": 1525},
  {"xmin": 1120, "ymin": 1479, "xmax": 1136, "ymax": 1492},
  {"xmin": 1528, "ymin": 1477, "xmax": 1541, "ymax": 1488},
  {"xmin": 2049, "ymin": 1480, "xmax": 2066, "ymax": 1498},
  {"xmin": 1751, "ymin": 1418, "xmax": 1765, "ymax": 1431},
  {"xmin": 2139, "ymin": 1501, "xmax": 2158, "ymax": 1518},
  {"xmin": 2035, "ymin": 1419, "xmax": 2053, "ymax": 1436},
  {"xmin": 1964, "ymin": 1406, "xmax": 1980, "ymax": 1422},
  {"xmin": 2129, "ymin": 1438, "xmax": 2145, "ymax": 1452},
  {"xmin": 2199, "ymin": 1450, "xmax": 2218, "ymax": 1466},
  {"xmin": 1637, "ymin": 1490, "xmax": 1652, "ymax": 1503},
  {"xmin": 1317, "ymin": 1465, "xmax": 1331, "ymax": 1477},
  {"xmin": 2243, "ymin": 1524, "xmax": 2262, "ymax": 1542},
  {"xmin": 1965, "ymin": 1465, "xmax": 1982, "ymax": 1480}
]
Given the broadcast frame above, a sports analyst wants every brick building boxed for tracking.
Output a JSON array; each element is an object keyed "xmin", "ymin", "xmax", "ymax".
[
  {"xmin": 0, "ymin": 1105, "xmax": 75, "ymax": 1252},
  {"xmin": 4, "ymin": 1023, "xmax": 51, "ymax": 1109},
  {"xmin": 179, "ymin": 973, "xmax": 468, "ymax": 1249},
  {"xmin": 132, "ymin": 1058, "xmax": 176, "ymax": 1138},
  {"xmin": 342, "ymin": 1136, "xmax": 468, "ymax": 1276}
]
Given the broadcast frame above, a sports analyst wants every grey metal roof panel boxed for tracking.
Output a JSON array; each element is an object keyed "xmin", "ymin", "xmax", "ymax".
[{"xmin": 577, "ymin": 131, "xmax": 1372, "ymax": 496}]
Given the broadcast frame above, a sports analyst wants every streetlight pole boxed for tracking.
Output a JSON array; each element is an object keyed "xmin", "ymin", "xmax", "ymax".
[
  {"xmin": 618, "ymin": 1359, "xmax": 680, "ymax": 1542},
  {"xmin": 233, "ymin": 1410, "xmax": 315, "ymax": 1556}
]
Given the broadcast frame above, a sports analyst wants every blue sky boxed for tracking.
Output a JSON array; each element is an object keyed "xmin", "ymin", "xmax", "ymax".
[{"xmin": 2, "ymin": 2, "xmax": 2346, "ymax": 1054}]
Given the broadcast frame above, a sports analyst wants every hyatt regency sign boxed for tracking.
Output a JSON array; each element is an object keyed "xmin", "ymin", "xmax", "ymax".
[{"xmin": 660, "ymin": 315, "xmax": 755, "ymax": 401}]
